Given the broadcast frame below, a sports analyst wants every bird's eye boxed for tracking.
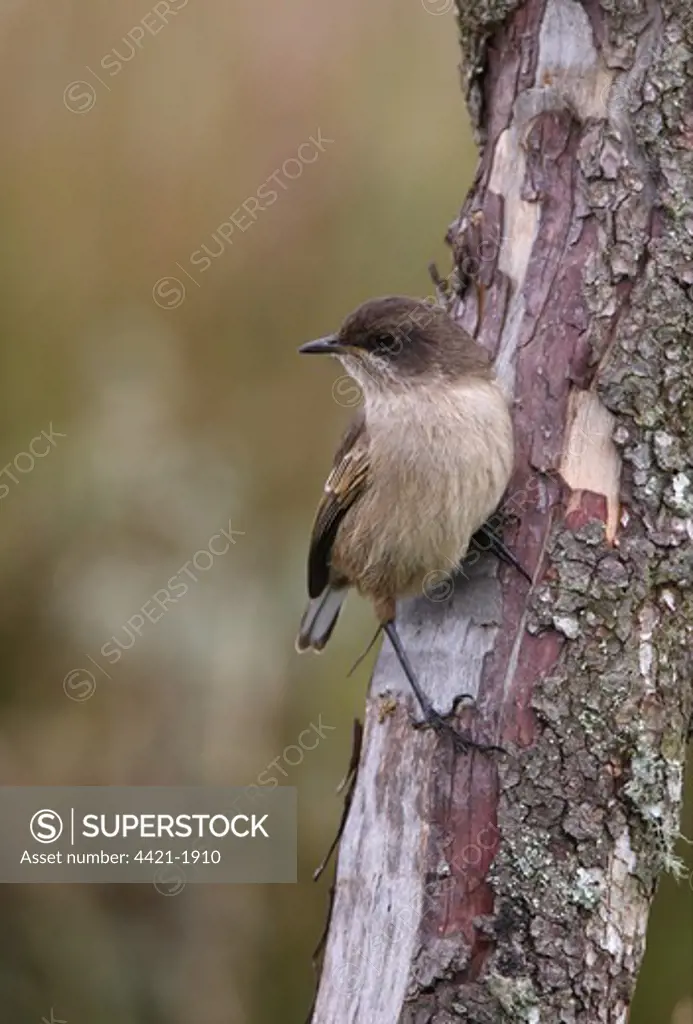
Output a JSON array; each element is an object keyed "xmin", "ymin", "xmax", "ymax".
[{"xmin": 372, "ymin": 334, "xmax": 402, "ymax": 356}]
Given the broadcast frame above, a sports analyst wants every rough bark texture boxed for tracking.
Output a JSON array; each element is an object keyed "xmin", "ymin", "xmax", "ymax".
[{"xmin": 312, "ymin": 1, "xmax": 693, "ymax": 1021}]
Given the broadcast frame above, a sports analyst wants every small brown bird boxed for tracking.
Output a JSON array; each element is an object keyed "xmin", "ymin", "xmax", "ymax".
[{"xmin": 296, "ymin": 296, "xmax": 526, "ymax": 750}]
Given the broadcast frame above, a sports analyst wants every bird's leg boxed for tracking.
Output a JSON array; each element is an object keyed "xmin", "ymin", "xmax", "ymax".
[
  {"xmin": 382, "ymin": 620, "xmax": 500, "ymax": 755},
  {"xmin": 382, "ymin": 621, "xmax": 436, "ymax": 720}
]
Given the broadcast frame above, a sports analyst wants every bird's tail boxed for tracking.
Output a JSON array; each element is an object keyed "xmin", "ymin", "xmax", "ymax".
[{"xmin": 295, "ymin": 586, "xmax": 348, "ymax": 653}]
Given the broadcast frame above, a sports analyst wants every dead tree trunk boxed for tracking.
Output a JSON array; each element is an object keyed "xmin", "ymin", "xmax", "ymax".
[{"xmin": 311, "ymin": 1, "xmax": 693, "ymax": 1021}]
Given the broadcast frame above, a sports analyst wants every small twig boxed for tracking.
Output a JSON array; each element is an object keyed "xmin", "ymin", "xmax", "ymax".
[
  {"xmin": 314, "ymin": 718, "xmax": 363, "ymax": 877},
  {"xmin": 347, "ymin": 626, "xmax": 382, "ymax": 679},
  {"xmin": 428, "ymin": 261, "xmax": 452, "ymax": 308}
]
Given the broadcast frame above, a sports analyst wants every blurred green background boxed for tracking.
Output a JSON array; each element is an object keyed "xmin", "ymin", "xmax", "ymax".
[{"xmin": 0, "ymin": 1, "xmax": 690, "ymax": 1022}]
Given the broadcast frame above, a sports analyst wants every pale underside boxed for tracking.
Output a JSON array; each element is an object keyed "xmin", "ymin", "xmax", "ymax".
[{"xmin": 331, "ymin": 376, "xmax": 514, "ymax": 599}]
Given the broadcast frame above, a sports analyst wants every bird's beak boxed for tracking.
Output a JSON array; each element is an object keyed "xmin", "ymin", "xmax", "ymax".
[{"xmin": 298, "ymin": 333, "xmax": 341, "ymax": 355}]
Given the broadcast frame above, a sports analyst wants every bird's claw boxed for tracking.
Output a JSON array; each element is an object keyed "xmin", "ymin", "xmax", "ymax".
[{"xmin": 411, "ymin": 706, "xmax": 504, "ymax": 756}]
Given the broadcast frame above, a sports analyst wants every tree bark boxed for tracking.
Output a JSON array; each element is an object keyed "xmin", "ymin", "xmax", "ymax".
[{"xmin": 311, "ymin": 0, "xmax": 693, "ymax": 1021}]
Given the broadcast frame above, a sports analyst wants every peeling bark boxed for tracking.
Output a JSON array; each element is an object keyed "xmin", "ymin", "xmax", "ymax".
[{"xmin": 311, "ymin": 1, "xmax": 693, "ymax": 1021}]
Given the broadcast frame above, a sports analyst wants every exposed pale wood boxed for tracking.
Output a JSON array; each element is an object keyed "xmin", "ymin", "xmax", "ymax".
[{"xmin": 561, "ymin": 390, "xmax": 620, "ymax": 541}]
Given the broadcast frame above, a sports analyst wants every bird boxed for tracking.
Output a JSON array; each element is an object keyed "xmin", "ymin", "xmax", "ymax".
[{"xmin": 295, "ymin": 295, "xmax": 528, "ymax": 751}]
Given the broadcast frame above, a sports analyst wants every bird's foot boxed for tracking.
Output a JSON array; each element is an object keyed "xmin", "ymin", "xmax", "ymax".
[{"xmin": 411, "ymin": 705, "xmax": 504, "ymax": 756}]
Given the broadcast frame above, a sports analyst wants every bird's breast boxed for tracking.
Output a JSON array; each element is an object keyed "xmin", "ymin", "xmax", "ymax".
[{"xmin": 333, "ymin": 379, "xmax": 514, "ymax": 597}]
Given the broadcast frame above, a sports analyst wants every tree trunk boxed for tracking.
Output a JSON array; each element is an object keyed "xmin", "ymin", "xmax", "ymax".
[{"xmin": 311, "ymin": 0, "xmax": 693, "ymax": 1021}]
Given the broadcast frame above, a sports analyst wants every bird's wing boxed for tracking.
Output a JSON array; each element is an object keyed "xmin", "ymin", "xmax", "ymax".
[{"xmin": 307, "ymin": 409, "xmax": 369, "ymax": 598}]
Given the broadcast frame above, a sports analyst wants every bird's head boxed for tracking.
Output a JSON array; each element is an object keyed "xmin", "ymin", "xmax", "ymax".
[{"xmin": 299, "ymin": 295, "xmax": 490, "ymax": 393}]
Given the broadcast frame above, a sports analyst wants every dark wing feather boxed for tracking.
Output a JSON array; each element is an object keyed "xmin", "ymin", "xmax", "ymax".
[{"xmin": 307, "ymin": 410, "xmax": 369, "ymax": 598}]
